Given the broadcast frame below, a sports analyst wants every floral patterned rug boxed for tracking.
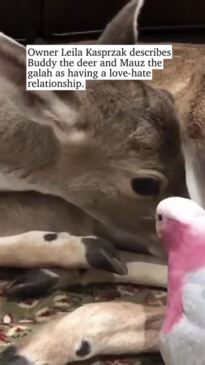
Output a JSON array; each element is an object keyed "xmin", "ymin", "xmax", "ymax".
[{"xmin": 0, "ymin": 274, "xmax": 166, "ymax": 365}]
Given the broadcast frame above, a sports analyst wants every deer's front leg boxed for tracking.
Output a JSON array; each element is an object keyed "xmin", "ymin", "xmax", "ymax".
[
  {"xmin": 0, "ymin": 231, "xmax": 126, "ymax": 274},
  {"xmin": 1, "ymin": 302, "xmax": 164, "ymax": 365},
  {"xmin": 4, "ymin": 252, "xmax": 167, "ymax": 298}
]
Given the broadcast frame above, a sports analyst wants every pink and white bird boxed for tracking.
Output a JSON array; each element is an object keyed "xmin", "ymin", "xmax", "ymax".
[{"xmin": 156, "ymin": 197, "xmax": 205, "ymax": 365}]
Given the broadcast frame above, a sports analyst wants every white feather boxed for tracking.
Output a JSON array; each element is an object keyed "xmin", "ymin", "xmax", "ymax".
[{"xmin": 156, "ymin": 197, "xmax": 205, "ymax": 224}]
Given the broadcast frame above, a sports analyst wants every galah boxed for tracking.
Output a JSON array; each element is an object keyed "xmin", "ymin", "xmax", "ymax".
[{"xmin": 156, "ymin": 196, "xmax": 205, "ymax": 365}]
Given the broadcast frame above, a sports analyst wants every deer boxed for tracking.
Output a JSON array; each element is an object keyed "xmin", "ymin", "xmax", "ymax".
[{"xmin": 0, "ymin": 0, "xmax": 204, "ymax": 363}]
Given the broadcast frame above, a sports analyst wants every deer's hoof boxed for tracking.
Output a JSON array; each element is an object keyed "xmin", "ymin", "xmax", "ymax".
[
  {"xmin": 83, "ymin": 237, "xmax": 128, "ymax": 275},
  {"xmin": 4, "ymin": 268, "xmax": 59, "ymax": 299}
]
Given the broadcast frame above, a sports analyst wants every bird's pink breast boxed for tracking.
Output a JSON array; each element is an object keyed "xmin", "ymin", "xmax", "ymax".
[{"xmin": 161, "ymin": 219, "xmax": 205, "ymax": 334}]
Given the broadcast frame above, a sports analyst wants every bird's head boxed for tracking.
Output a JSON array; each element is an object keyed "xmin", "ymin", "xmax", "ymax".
[{"xmin": 156, "ymin": 197, "xmax": 205, "ymax": 252}]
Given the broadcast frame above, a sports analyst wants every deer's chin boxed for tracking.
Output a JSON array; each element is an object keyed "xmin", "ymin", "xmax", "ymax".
[
  {"xmin": 147, "ymin": 240, "xmax": 166, "ymax": 259},
  {"xmin": 94, "ymin": 220, "xmax": 158, "ymax": 254}
]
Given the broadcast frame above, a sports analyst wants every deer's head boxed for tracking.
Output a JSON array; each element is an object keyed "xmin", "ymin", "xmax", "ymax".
[{"xmin": 0, "ymin": 0, "xmax": 187, "ymax": 256}]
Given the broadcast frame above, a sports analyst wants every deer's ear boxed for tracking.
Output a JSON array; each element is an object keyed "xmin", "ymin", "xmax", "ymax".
[
  {"xmin": 98, "ymin": 0, "xmax": 145, "ymax": 45},
  {"xmin": 0, "ymin": 33, "xmax": 80, "ymax": 137}
]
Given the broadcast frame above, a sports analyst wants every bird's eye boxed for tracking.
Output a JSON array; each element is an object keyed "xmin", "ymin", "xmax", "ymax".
[
  {"xmin": 131, "ymin": 177, "xmax": 160, "ymax": 196},
  {"xmin": 158, "ymin": 214, "xmax": 163, "ymax": 221}
]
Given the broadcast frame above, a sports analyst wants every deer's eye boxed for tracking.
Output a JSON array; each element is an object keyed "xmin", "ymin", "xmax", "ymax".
[{"xmin": 131, "ymin": 177, "xmax": 160, "ymax": 196}]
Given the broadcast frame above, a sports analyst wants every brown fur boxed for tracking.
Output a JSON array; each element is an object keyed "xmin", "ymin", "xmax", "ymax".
[
  {"xmin": 0, "ymin": 36, "xmax": 186, "ymax": 256},
  {"xmin": 149, "ymin": 44, "xmax": 205, "ymax": 208}
]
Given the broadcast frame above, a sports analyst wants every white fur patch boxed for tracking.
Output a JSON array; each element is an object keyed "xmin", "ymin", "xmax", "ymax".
[
  {"xmin": 134, "ymin": 0, "xmax": 145, "ymax": 42},
  {"xmin": 183, "ymin": 144, "xmax": 204, "ymax": 208},
  {"xmin": 0, "ymin": 171, "xmax": 32, "ymax": 192}
]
